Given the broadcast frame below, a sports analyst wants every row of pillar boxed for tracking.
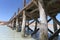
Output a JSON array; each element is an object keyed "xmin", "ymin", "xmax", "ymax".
[
  {"xmin": 8, "ymin": 0, "xmax": 60, "ymax": 40},
  {"xmin": 8, "ymin": 0, "xmax": 48, "ymax": 40}
]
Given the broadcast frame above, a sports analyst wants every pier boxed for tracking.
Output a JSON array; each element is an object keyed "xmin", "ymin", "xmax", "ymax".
[{"xmin": 0, "ymin": 0, "xmax": 60, "ymax": 40}]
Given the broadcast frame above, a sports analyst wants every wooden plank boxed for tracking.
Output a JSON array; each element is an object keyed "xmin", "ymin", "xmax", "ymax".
[{"xmin": 30, "ymin": 8, "xmax": 38, "ymax": 13}]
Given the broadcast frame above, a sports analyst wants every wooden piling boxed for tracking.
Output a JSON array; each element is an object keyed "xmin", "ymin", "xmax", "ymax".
[
  {"xmin": 16, "ymin": 17, "xmax": 19, "ymax": 31},
  {"xmin": 34, "ymin": 18, "xmax": 37, "ymax": 32},
  {"xmin": 21, "ymin": 0, "xmax": 26, "ymax": 37},
  {"xmin": 16, "ymin": 16, "xmax": 21, "ymax": 32},
  {"xmin": 38, "ymin": 0, "xmax": 48, "ymax": 40},
  {"xmin": 53, "ymin": 16, "xmax": 58, "ymax": 40},
  {"xmin": 21, "ymin": 10, "xmax": 26, "ymax": 37},
  {"xmin": 53, "ymin": 17, "xmax": 58, "ymax": 32},
  {"xmin": 12, "ymin": 20, "xmax": 15, "ymax": 30}
]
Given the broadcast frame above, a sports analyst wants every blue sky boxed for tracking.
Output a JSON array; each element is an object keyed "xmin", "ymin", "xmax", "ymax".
[
  {"xmin": 0, "ymin": 0, "xmax": 60, "ymax": 23},
  {"xmin": 0, "ymin": 0, "xmax": 30, "ymax": 21}
]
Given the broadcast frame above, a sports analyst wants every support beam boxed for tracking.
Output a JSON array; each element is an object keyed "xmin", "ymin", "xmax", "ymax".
[
  {"xmin": 24, "ymin": 0, "xmax": 26, "ymax": 6},
  {"xmin": 32, "ymin": 0, "xmax": 38, "ymax": 7},
  {"xmin": 47, "ymin": 18, "xmax": 53, "ymax": 34},
  {"xmin": 30, "ymin": 8, "xmax": 38, "ymax": 14},
  {"xmin": 10, "ymin": 22, "xmax": 12, "ymax": 28},
  {"xmin": 18, "ymin": 8, "xmax": 20, "ymax": 14},
  {"xmin": 48, "ymin": 14, "xmax": 60, "ymax": 26},
  {"xmin": 25, "ymin": 20, "xmax": 30, "ymax": 36},
  {"xmin": 14, "ymin": 19, "xmax": 16, "ymax": 30},
  {"xmin": 34, "ymin": 19, "xmax": 38, "ymax": 32},
  {"xmin": 47, "ymin": 18, "xmax": 52, "ymax": 22},
  {"xmin": 46, "ymin": 0, "xmax": 57, "ymax": 7},
  {"xmin": 29, "ymin": 20, "xmax": 35, "ymax": 25},
  {"xmin": 53, "ymin": 18, "xmax": 58, "ymax": 32},
  {"xmin": 31, "ymin": 19, "xmax": 38, "ymax": 36},
  {"xmin": 21, "ymin": 10, "xmax": 26, "ymax": 37},
  {"xmin": 12, "ymin": 20, "xmax": 14, "ymax": 29},
  {"xmin": 16, "ymin": 17, "xmax": 21, "ymax": 32},
  {"xmin": 48, "ymin": 28, "xmax": 53, "ymax": 34},
  {"xmin": 21, "ymin": 0, "xmax": 26, "ymax": 37},
  {"xmin": 26, "ymin": 8, "xmax": 38, "ymax": 19},
  {"xmin": 38, "ymin": 0, "xmax": 48, "ymax": 40},
  {"xmin": 49, "ymin": 28, "xmax": 60, "ymax": 40},
  {"xmin": 53, "ymin": 17, "xmax": 60, "ymax": 25}
]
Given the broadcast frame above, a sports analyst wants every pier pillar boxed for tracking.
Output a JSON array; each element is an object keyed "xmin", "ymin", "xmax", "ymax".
[
  {"xmin": 16, "ymin": 17, "xmax": 19, "ymax": 31},
  {"xmin": 11, "ymin": 21, "xmax": 13, "ymax": 28},
  {"xmin": 16, "ymin": 17, "xmax": 21, "ymax": 32},
  {"xmin": 38, "ymin": 0, "xmax": 48, "ymax": 40},
  {"xmin": 9, "ymin": 22, "xmax": 12, "ymax": 28},
  {"xmin": 53, "ymin": 18, "xmax": 58, "ymax": 32},
  {"xmin": 34, "ymin": 18, "xmax": 38, "ymax": 32},
  {"xmin": 21, "ymin": 0, "xmax": 26, "ymax": 37},
  {"xmin": 21, "ymin": 10, "xmax": 26, "ymax": 37},
  {"xmin": 12, "ymin": 20, "xmax": 15, "ymax": 30},
  {"xmin": 13, "ymin": 19, "xmax": 16, "ymax": 30},
  {"xmin": 53, "ymin": 16, "xmax": 58, "ymax": 40}
]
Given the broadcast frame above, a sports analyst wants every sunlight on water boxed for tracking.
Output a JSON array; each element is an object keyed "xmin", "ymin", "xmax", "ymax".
[
  {"xmin": 0, "ymin": 25, "xmax": 34, "ymax": 40},
  {"xmin": 0, "ymin": 25, "xmax": 60, "ymax": 40}
]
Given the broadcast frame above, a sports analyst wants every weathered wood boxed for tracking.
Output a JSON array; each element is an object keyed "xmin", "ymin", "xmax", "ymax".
[
  {"xmin": 30, "ymin": 8, "xmax": 38, "ymax": 13},
  {"xmin": 21, "ymin": 0, "xmax": 26, "ymax": 37},
  {"xmin": 46, "ymin": 0, "xmax": 57, "ymax": 7},
  {"xmin": 48, "ymin": 28, "xmax": 53, "ymax": 34},
  {"xmin": 53, "ymin": 18, "xmax": 58, "ymax": 32},
  {"xmin": 16, "ymin": 17, "xmax": 21, "ymax": 32},
  {"xmin": 34, "ymin": 19, "xmax": 38, "ymax": 32},
  {"xmin": 12, "ymin": 20, "xmax": 15, "ymax": 30},
  {"xmin": 38, "ymin": 0, "xmax": 48, "ymax": 40},
  {"xmin": 49, "ymin": 28, "xmax": 60, "ymax": 40},
  {"xmin": 31, "ymin": 19, "xmax": 38, "ymax": 36},
  {"xmin": 25, "ymin": 20, "xmax": 30, "ymax": 36},
  {"xmin": 24, "ymin": 0, "xmax": 26, "ymax": 7},
  {"xmin": 31, "ymin": 28, "xmax": 39, "ymax": 36},
  {"xmin": 21, "ymin": 10, "xmax": 26, "ymax": 37},
  {"xmin": 14, "ymin": 19, "xmax": 16, "ymax": 29},
  {"xmin": 24, "ymin": 1, "xmax": 33, "ymax": 10},
  {"xmin": 48, "ymin": 14, "xmax": 60, "ymax": 25},
  {"xmin": 18, "ymin": 8, "xmax": 20, "ymax": 14},
  {"xmin": 32, "ymin": 0, "xmax": 38, "ymax": 7},
  {"xmin": 47, "ymin": 18, "xmax": 53, "ymax": 34},
  {"xmin": 53, "ymin": 17, "xmax": 60, "ymax": 25}
]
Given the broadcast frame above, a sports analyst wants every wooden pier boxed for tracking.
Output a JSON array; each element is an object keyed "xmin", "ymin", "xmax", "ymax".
[{"xmin": 7, "ymin": 0, "xmax": 60, "ymax": 40}]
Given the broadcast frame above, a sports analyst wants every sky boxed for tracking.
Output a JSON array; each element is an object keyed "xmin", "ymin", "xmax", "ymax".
[
  {"xmin": 0, "ymin": 0, "xmax": 60, "ymax": 24},
  {"xmin": 0, "ymin": 0, "xmax": 30, "ymax": 21}
]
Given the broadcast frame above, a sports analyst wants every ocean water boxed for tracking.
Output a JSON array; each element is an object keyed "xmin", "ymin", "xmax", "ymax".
[
  {"xmin": 0, "ymin": 25, "xmax": 34, "ymax": 40},
  {"xmin": 0, "ymin": 25, "xmax": 60, "ymax": 40}
]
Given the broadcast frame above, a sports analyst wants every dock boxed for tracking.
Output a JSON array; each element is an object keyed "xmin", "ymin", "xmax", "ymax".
[{"xmin": 7, "ymin": 0, "xmax": 60, "ymax": 40}]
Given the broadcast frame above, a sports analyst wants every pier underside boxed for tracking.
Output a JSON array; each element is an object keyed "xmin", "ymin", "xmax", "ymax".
[{"xmin": 8, "ymin": 0, "xmax": 60, "ymax": 40}]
